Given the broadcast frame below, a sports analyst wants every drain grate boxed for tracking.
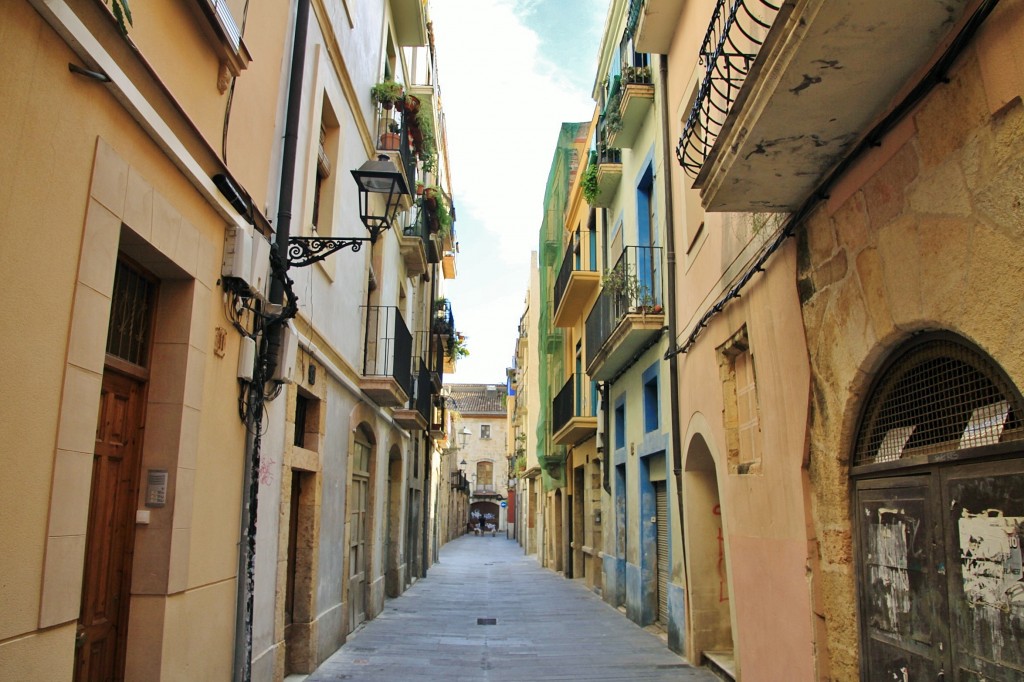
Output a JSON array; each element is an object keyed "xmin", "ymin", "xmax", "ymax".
[{"xmin": 477, "ymin": 617, "xmax": 497, "ymax": 625}]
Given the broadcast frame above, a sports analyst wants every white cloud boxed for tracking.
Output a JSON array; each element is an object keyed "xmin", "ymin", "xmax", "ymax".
[{"xmin": 429, "ymin": 0, "xmax": 599, "ymax": 383}]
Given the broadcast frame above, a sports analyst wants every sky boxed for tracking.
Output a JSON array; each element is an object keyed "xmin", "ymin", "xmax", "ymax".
[{"xmin": 429, "ymin": 0, "xmax": 608, "ymax": 385}]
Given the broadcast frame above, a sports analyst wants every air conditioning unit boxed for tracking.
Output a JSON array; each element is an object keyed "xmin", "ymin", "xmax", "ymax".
[{"xmin": 222, "ymin": 225, "xmax": 254, "ymax": 283}]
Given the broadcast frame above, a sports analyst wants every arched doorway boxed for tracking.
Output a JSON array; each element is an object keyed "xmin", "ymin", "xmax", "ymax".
[
  {"xmin": 683, "ymin": 433, "xmax": 734, "ymax": 668},
  {"xmin": 851, "ymin": 332, "xmax": 1024, "ymax": 679}
]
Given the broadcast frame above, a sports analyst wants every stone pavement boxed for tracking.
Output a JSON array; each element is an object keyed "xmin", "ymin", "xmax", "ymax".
[{"xmin": 305, "ymin": 534, "xmax": 717, "ymax": 681}]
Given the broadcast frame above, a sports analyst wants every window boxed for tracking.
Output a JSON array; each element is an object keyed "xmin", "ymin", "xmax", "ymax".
[
  {"xmin": 719, "ymin": 326, "xmax": 761, "ymax": 473},
  {"xmin": 480, "ymin": 424, "xmax": 491, "ymax": 439},
  {"xmin": 477, "ymin": 461, "xmax": 493, "ymax": 486},
  {"xmin": 614, "ymin": 398, "xmax": 626, "ymax": 450},
  {"xmin": 643, "ymin": 363, "xmax": 659, "ymax": 433},
  {"xmin": 311, "ymin": 102, "xmax": 340, "ymax": 239}
]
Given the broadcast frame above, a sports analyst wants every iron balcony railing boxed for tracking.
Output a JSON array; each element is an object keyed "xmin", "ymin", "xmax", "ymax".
[
  {"xmin": 362, "ymin": 305, "xmax": 413, "ymax": 398},
  {"xmin": 676, "ymin": 0, "xmax": 782, "ymax": 177},
  {"xmin": 375, "ymin": 103, "xmax": 418, "ymax": 188},
  {"xmin": 585, "ymin": 245, "xmax": 664, "ymax": 367},
  {"xmin": 412, "ymin": 365, "xmax": 432, "ymax": 421},
  {"xmin": 432, "ymin": 298, "xmax": 456, "ymax": 339},
  {"xmin": 415, "ymin": 330, "xmax": 445, "ymax": 389},
  {"xmin": 553, "ymin": 227, "xmax": 599, "ymax": 314},
  {"xmin": 551, "ymin": 374, "xmax": 597, "ymax": 436}
]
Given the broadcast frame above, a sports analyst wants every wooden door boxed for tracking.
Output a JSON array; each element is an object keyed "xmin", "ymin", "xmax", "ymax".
[
  {"xmin": 348, "ymin": 438, "xmax": 371, "ymax": 631},
  {"xmin": 76, "ymin": 371, "xmax": 144, "ymax": 682},
  {"xmin": 855, "ymin": 475, "xmax": 949, "ymax": 679}
]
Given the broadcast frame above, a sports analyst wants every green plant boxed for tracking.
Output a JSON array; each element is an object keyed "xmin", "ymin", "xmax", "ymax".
[
  {"xmin": 371, "ymin": 79, "xmax": 404, "ymax": 107},
  {"xmin": 422, "ymin": 186, "xmax": 452, "ymax": 236},
  {"xmin": 602, "ymin": 263, "xmax": 654, "ymax": 309},
  {"xmin": 581, "ymin": 162, "xmax": 599, "ymax": 204},
  {"xmin": 447, "ymin": 333, "xmax": 470, "ymax": 360},
  {"xmin": 622, "ymin": 65, "xmax": 652, "ymax": 84},
  {"xmin": 414, "ymin": 105, "xmax": 437, "ymax": 170},
  {"xmin": 388, "ymin": 120, "xmax": 401, "ymax": 133}
]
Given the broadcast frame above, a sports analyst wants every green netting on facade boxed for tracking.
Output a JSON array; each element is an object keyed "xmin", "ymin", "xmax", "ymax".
[{"xmin": 536, "ymin": 122, "xmax": 585, "ymax": 492}]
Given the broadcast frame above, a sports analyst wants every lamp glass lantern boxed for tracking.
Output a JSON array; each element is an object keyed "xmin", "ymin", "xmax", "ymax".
[{"xmin": 351, "ymin": 154, "xmax": 408, "ymax": 240}]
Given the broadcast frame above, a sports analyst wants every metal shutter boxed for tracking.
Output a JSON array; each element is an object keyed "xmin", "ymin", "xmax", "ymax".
[{"xmin": 655, "ymin": 482, "xmax": 668, "ymax": 624}]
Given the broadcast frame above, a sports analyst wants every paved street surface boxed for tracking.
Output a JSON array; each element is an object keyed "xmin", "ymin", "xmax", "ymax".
[{"xmin": 305, "ymin": 534, "xmax": 717, "ymax": 681}]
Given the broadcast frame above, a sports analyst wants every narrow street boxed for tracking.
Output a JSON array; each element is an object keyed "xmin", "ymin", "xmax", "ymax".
[{"xmin": 304, "ymin": 536, "xmax": 717, "ymax": 682}]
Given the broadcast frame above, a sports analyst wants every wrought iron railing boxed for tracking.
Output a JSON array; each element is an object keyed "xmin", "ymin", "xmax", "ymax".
[
  {"xmin": 553, "ymin": 228, "xmax": 599, "ymax": 314},
  {"xmin": 375, "ymin": 103, "xmax": 417, "ymax": 188},
  {"xmin": 362, "ymin": 305, "xmax": 413, "ymax": 398},
  {"xmin": 415, "ymin": 330, "xmax": 445, "ymax": 389},
  {"xmin": 676, "ymin": 0, "xmax": 782, "ymax": 177},
  {"xmin": 552, "ymin": 377, "xmax": 574, "ymax": 436},
  {"xmin": 585, "ymin": 245, "xmax": 663, "ymax": 367}
]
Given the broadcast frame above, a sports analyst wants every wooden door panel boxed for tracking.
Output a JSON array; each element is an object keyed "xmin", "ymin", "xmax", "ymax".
[
  {"xmin": 855, "ymin": 476, "xmax": 948, "ymax": 679},
  {"xmin": 76, "ymin": 372, "xmax": 143, "ymax": 682}
]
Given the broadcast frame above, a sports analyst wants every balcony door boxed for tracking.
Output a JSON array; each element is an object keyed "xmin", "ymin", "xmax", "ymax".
[{"xmin": 348, "ymin": 434, "xmax": 372, "ymax": 631}]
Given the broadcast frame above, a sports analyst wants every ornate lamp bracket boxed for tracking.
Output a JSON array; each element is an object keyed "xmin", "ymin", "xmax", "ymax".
[{"xmin": 288, "ymin": 236, "xmax": 372, "ymax": 267}]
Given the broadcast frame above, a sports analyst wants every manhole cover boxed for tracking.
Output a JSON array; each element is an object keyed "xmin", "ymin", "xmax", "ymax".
[{"xmin": 477, "ymin": 618, "xmax": 497, "ymax": 625}]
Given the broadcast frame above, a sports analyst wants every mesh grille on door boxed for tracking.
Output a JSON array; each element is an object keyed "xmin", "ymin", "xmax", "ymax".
[
  {"xmin": 655, "ymin": 482, "xmax": 668, "ymax": 624},
  {"xmin": 854, "ymin": 336, "xmax": 1024, "ymax": 466}
]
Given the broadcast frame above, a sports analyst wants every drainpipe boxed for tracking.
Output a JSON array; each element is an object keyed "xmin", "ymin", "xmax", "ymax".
[
  {"xmin": 659, "ymin": 54, "xmax": 689, "ymax": 587},
  {"xmin": 232, "ymin": 0, "xmax": 309, "ymax": 680}
]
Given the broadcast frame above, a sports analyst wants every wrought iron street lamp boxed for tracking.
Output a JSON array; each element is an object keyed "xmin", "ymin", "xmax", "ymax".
[{"xmin": 288, "ymin": 154, "xmax": 409, "ymax": 267}]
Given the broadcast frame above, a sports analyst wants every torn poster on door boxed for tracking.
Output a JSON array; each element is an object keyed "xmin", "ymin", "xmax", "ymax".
[{"xmin": 958, "ymin": 508, "xmax": 1024, "ymax": 611}]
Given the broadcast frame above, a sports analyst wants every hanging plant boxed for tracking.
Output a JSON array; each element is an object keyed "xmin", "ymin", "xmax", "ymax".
[
  {"xmin": 581, "ymin": 161, "xmax": 599, "ymax": 204},
  {"xmin": 371, "ymin": 79, "xmax": 404, "ymax": 109}
]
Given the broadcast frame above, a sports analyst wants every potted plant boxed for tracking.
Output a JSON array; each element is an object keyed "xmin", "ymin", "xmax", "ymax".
[
  {"xmin": 379, "ymin": 119, "xmax": 401, "ymax": 150},
  {"xmin": 371, "ymin": 79, "xmax": 404, "ymax": 109},
  {"xmin": 446, "ymin": 333, "xmax": 470, "ymax": 361}
]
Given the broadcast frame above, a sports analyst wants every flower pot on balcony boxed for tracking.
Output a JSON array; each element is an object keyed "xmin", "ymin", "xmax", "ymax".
[{"xmin": 379, "ymin": 132, "xmax": 401, "ymax": 150}]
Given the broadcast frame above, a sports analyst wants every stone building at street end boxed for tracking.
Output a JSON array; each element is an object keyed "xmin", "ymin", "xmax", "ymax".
[
  {"xmin": 1, "ymin": 0, "xmax": 466, "ymax": 680},
  {"xmin": 446, "ymin": 383, "xmax": 511, "ymax": 535}
]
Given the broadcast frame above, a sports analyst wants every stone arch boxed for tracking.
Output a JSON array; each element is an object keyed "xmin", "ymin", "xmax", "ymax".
[{"xmin": 681, "ymin": 416, "xmax": 736, "ymax": 670}]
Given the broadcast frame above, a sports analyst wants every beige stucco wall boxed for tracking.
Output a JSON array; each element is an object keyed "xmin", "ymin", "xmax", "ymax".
[{"xmin": 798, "ymin": 4, "xmax": 1024, "ymax": 677}]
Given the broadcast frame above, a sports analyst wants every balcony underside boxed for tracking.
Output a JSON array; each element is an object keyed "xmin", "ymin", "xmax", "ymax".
[
  {"xmin": 442, "ymin": 252, "xmax": 456, "ymax": 279},
  {"xmin": 360, "ymin": 377, "xmax": 409, "ymax": 407},
  {"xmin": 634, "ymin": 0, "xmax": 685, "ymax": 54},
  {"xmin": 594, "ymin": 163, "xmax": 622, "ymax": 207},
  {"xmin": 552, "ymin": 416, "xmax": 598, "ymax": 446},
  {"xmin": 587, "ymin": 312, "xmax": 665, "ymax": 381},
  {"xmin": 390, "ymin": 0, "xmax": 427, "ymax": 46},
  {"xmin": 398, "ymin": 233, "xmax": 427, "ymax": 277},
  {"xmin": 393, "ymin": 408, "xmax": 428, "ymax": 431},
  {"xmin": 697, "ymin": 0, "xmax": 971, "ymax": 211},
  {"xmin": 553, "ymin": 271, "xmax": 600, "ymax": 328}
]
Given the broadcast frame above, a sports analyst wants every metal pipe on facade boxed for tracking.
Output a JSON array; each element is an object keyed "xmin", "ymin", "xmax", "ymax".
[
  {"xmin": 233, "ymin": 0, "xmax": 309, "ymax": 679},
  {"xmin": 659, "ymin": 53, "xmax": 689, "ymax": 588}
]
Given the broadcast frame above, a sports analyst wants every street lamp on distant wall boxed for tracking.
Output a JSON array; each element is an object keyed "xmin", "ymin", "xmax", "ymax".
[{"xmin": 288, "ymin": 154, "xmax": 409, "ymax": 267}]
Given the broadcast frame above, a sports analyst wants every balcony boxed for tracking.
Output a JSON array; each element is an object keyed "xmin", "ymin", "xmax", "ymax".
[
  {"xmin": 442, "ymin": 249, "xmax": 457, "ymax": 279},
  {"xmin": 374, "ymin": 103, "xmax": 417, "ymax": 214},
  {"xmin": 585, "ymin": 245, "xmax": 665, "ymax": 381},
  {"xmin": 606, "ymin": 61, "xmax": 655, "ymax": 149},
  {"xmin": 593, "ymin": 143, "xmax": 622, "ymax": 208},
  {"xmin": 429, "ymin": 393, "xmax": 447, "ymax": 441},
  {"xmin": 680, "ymin": 0, "xmax": 972, "ymax": 211},
  {"xmin": 393, "ymin": 365, "xmax": 431, "ymax": 431},
  {"xmin": 414, "ymin": 330, "xmax": 444, "ymax": 391},
  {"xmin": 359, "ymin": 306, "xmax": 413, "ymax": 407},
  {"xmin": 553, "ymin": 225, "xmax": 600, "ymax": 328},
  {"xmin": 398, "ymin": 202, "xmax": 428, "ymax": 277},
  {"xmin": 552, "ymin": 375, "xmax": 598, "ymax": 446}
]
